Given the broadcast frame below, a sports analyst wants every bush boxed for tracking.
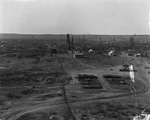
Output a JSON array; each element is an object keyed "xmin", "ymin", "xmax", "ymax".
[
  {"xmin": 16, "ymin": 112, "xmax": 49, "ymax": 120},
  {"xmin": 6, "ymin": 93, "xmax": 21, "ymax": 99},
  {"xmin": 21, "ymin": 89, "xmax": 35, "ymax": 95}
]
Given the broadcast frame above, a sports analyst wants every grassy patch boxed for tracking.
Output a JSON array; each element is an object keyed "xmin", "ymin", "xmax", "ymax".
[
  {"xmin": 16, "ymin": 112, "xmax": 49, "ymax": 120},
  {"xmin": 5, "ymin": 93, "xmax": 22, "ymax": 99},
  {"xmin": 76, "ymin": 102, "xmax": 144, "ymax": 120}
]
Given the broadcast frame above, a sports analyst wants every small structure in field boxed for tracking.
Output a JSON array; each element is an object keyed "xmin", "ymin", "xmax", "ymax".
[
  {"xmin": 88, "ymin": 49, "xmax": 95, "ymax": 53},
  {"xmin": 135, "ymin": 53, "xmax": 142, "ymax": 57},
  {"xmin": 47, "ymin": 45, "xmax": 58, "ymax": 55},
  {"xmin": 126, "ymin": 49, "xmax": 136, "ymax": 56},
  {"xmin": 120, "ymin": 64, "xmax": 130, "ymax": 71},
  {"xmin": 78, "ymin": 74, "xmax": 102, "ymax": 89},
  {"xmin": 108, "ymin": 50, "xmax": 114, "ymax": 56},
  {"xmin": 133, "ymin": 109, "xmax": 150, "ymax": 120},
  {"xmin": 74, "ymin": 53, "xmax": 84, "ymax": 58},
  {"xmin": 50, "ymin": 47, "xmax": 58, "ymax": 54},
  {"xmin": 120, "ymin": 64, "xmax": 137, "ymax": 72},
  {"xmin": 103, "ymin": 74, "xmax": 130, "ymax": 85},
  {"xmin": 108, "ymin": 50, "xmax": 118, "ymax": 56}
]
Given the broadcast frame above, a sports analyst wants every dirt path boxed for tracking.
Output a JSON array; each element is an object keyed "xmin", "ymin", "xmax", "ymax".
[
  {"xmin": 57, "ymin": 56, "xmax": 76, "ymax": 120},
  {"xmin": 2, "ymin": 56, "xmax": 150, "ymax": 120},
  {"xmin": 97, "ymin": 74, "xmax": 113, "ymax": 92}
]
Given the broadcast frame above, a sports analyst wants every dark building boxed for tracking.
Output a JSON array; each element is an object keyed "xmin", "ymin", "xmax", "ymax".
[{"xmin": 50, "ymin": 48, "xmax": 58, "ymax": 54}]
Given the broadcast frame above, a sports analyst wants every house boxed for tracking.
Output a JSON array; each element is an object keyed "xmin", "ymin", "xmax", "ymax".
[
  {"xmin": 135, "ymin": 53, "xmax": 142, "ymax": 57},
  {"xmin": 135, "ymin": 51, "xmax": 150, "ymax": 57},
  {"xmin": 126, "ymin": 49, "xmax": 136, "ymax": 56},
  {"xmin": 108, "ymin": 50, "xmax": 118, "ymax": 56},
  {"xmin": 88, "ymin": 49, "xmax": 93, "ymax": 52},
  {"xmin": 88, "ymin": 49, "xmax": 95, "ymax": 54}
]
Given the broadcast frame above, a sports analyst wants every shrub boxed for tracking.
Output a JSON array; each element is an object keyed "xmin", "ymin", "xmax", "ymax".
[{"xmin": 6, "ymin": 93, "xmax": 21, "ymax": 99}]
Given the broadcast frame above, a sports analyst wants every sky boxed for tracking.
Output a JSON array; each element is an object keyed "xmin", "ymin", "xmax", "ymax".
[{"xmin": 0, "ymin": 0, "xmax": 149, "ymax": 34}]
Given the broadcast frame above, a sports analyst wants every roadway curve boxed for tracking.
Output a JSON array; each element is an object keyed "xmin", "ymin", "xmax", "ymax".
[
  {"xmin": 3, "ymin": 71, "xmax": 149, "ymax": 120},
  {"xmin": 3, "ymin": 57, "xmax": 150, "ymax": 120}
]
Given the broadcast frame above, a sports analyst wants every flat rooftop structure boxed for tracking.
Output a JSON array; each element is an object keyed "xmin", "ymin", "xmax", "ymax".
[
  {"xmin": 78, "ymin": 74, "xmax": 103, "ymax": 89},
  {"xmin": 74, "ymin": 53, "xmax": 84, "ymax": 58},
  {"xmin": 103, "ymin": 74, "xmax": 130, "ymax": 86}
]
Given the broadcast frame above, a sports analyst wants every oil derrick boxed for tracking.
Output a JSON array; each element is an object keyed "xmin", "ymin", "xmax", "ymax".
[
  {"xmin": 110, "ymin": 36, "xmax": 112, "ymax": 43},
  {"xmin": 107, "ymin": 36, "xmax": 109, "ymax": 44},
  {"xmin": 99, "ymin": 36, "xmax": 103, "ymax": 50},
  {"xmin": 71, "ymin": 35, "xmax": 75, "ymax": 49},
  {"xmin": 143, "ymin": 46, "xmax": 148, "ymax": 57},
  {"xmin": 99, "ymin": 36, "xmax": 102, "ymax": 43},
  {"xmin": 112, "ymin": 35, "xmax": 115, "ymax": 42},
  {"xmin": 60, "ymin": 35, "xmax": 62, "ymax": 41},
  {"xmin": 66, "ymin": 33, "xmax": 71, "ymax": 50},
  {"xmin": 110, "ymin": 36, "xmax": 113, "ymax": 44},
  {"xmin": 130, "ymin": 36, "xmax": 134, "ymax": 49},
  {"xmin": 79, "ymin": 36, "xmax": 80, "ymax": 42},
  {"xmin": 107, "ymin": 35, "xmax": 111, "ymax": 44},
  {"xmin": 83, "ymin": 35, "xmax": 85, "ymax": 42}
]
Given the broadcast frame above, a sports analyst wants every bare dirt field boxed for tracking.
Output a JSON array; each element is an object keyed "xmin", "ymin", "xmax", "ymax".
[{"xmin": 0, "ymin": 53, "xmax": 150, "ymax": 120}]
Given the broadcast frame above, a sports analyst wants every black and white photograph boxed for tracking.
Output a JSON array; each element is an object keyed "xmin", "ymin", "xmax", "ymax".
[{"xmin": 0, "ymin": 0, "xmax": 150, "ymax": 120}]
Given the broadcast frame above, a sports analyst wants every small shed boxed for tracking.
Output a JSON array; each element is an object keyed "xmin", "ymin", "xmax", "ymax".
[
  {"xmin": 108, "ymin": 50, "xmax": 114, "ymax": 56},
  {"xmin": 74, "ymin": 53, "xmax": 84, "ymax": 58},
  {"xmin": 135, "ymin": 53, "xmax": 142, "ymax": 57},
  {"xmin": 126, "ymin": 49, "xmax": 136, "ymax": 56},
  {"xmin": 50, "ymin": 46, "xmax": 58, "ymax": 54},
  {"xmin": 89, "ymin": 49, "xmax": 93, "ymax": 53}
]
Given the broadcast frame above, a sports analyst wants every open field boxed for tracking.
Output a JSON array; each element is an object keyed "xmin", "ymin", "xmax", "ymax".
[
  {"xmin": 0, "ymin": 34, "xmax": 149, "ymax": 42},
  {"xmin": 0, "ymin": 36, "xmax": 150, "ymax": 120}
]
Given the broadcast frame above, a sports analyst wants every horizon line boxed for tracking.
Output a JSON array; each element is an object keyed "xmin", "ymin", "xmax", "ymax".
[{"xmin": 0, "ymin": 33, "xmax": 150, "ymax": 36}]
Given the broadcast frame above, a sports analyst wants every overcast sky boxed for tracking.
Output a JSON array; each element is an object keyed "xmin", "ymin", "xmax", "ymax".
[{"xmin": 0, "ymin": 0, "xmax": 149, "ymax": 34}]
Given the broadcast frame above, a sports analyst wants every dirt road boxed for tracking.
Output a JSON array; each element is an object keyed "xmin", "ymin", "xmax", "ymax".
[{"xmin": 2, "ymin": 56, "xmax": 150, "ymax": 120}]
